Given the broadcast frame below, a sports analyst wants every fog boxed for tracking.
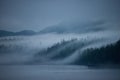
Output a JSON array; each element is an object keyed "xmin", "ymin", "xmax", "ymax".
[{"xmin": 0, "ymin": 29, "xmax": 120, "ymax": 64}]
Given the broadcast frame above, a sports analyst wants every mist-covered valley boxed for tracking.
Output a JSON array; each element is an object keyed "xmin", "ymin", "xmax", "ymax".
[
  {"xmin": 1, "ymin": 0, "xmax": 120, "ymax": 80},
  {"xmin": 0, "ymin": 29, "xmax": 120, "ymax": 66}
]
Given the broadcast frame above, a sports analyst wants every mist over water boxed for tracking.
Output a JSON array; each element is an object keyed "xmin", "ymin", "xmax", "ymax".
[
  {"xmin": 0, "ymin": 0, "xmax": 120, "ymax": 80},
  {"xmin": 0, "ymin": 29, "xmax": 120, "ymax": 64}
]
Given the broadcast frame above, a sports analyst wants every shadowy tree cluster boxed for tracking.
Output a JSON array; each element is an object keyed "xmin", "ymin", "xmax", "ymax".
[
  {"xmin": 36, "ymin": 38, "xmax": 80, "ymax": 59},
  {"xmin": 74, "ymin": 40, "xmax": 120, "ymax": 66}
]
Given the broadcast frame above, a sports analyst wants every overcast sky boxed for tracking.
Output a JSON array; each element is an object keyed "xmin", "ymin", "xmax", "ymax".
[{"xmin": 0, "ymin": 0, "xmax": 120, "ymax": 32}]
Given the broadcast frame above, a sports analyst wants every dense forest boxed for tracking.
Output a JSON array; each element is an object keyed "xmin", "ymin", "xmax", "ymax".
[
  {"xmin": 35, "ymin": 39, "xmax": 82, "ymax": 61},
  {"xmin": 74, "ymin": 40, "xmax": 120, "ymax": 66}
]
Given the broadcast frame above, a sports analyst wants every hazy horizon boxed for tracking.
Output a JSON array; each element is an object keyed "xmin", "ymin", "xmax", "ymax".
[{"xmin": 0, "ymin": 0, "xmax": 120, "ymax": 32}]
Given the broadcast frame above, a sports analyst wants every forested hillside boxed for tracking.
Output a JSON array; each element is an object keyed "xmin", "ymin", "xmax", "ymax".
[{"xmin": 73, "ymin": 40, "xmax": 120, "ymax": 66}]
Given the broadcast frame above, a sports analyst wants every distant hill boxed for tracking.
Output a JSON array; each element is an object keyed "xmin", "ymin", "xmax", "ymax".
[
  {"xmin": 0, "ymin": 30, "xmax": 15, "ymax": 37},
  {"xmin": 0, "ymin": 20, "xmax": 106, "ymax": 37},
  {"xmin": 39, "ymin": 20, "xmax": 105, "ymax": 34},
  {"xmin": 16, "ymin": 30, "xmax": 36, "ymax": 35},
  {"xmin": 0, "ymin": 30, "xmax": 37, "ymax": 37},
  {"xmin": 0, "ymin": 20, "xmax": 108, "ymax": 37}
]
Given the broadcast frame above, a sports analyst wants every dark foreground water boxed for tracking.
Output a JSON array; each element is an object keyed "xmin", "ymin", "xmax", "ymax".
[{"xmin": 0, "ymin": 65, "xmax": 120, "ymax": 80}]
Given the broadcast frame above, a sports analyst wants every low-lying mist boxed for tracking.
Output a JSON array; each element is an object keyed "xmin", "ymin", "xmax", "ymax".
[{"xmin": 0, "ymin": 30, "xmax": 120, "ymax": 65}]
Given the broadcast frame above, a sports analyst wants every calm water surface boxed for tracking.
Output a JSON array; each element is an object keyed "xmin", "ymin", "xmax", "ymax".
[{"xmin": 0, "ymin": 65, "xmax": 120, "ymax": 80}]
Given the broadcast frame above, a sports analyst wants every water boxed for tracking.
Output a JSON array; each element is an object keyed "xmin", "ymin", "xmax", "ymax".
[{"xmin": 0, "ymin": 65, "xmax": 120, "ymax": 80}]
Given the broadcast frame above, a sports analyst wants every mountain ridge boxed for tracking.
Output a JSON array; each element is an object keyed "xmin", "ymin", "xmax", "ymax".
[
  {"xmin": 0, "ymin": 20, "xmax": 106, "ymax": 37},
  {"xmin": 0, "ymin": 30, "xmax": 37, "ymax": 37}
]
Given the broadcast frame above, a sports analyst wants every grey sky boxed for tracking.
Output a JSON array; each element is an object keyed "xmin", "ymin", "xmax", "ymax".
[{"xmin": 0, "ymin": 0, "xmax": 120, "ymax": 31}]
